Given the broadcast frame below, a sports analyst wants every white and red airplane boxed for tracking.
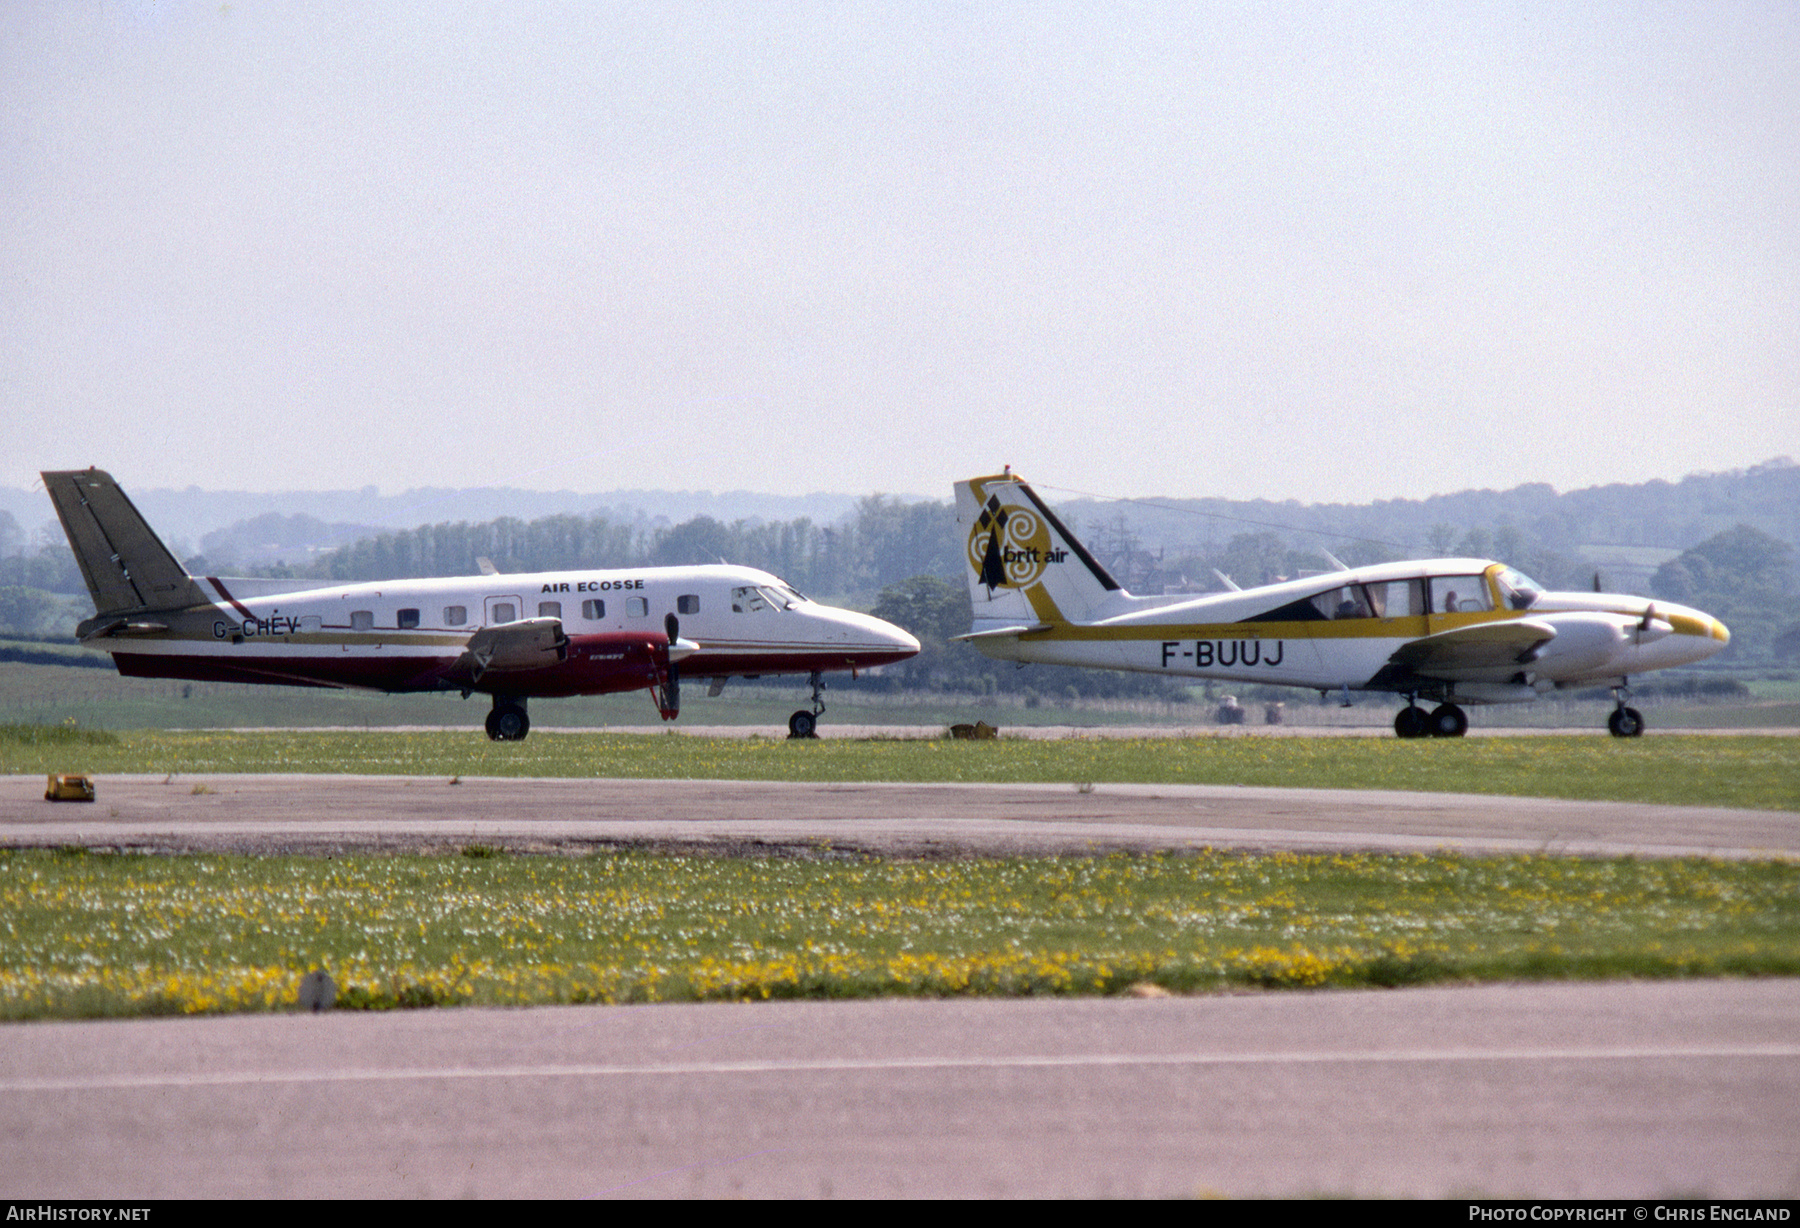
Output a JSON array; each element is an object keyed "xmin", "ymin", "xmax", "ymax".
[
  {"xmin": 43, "ymin": 468, "xmax": 918, "ymax": 739},
  {"xmin": 955, "ymin": 470, "xmax": 1731, "ymax": 737}
]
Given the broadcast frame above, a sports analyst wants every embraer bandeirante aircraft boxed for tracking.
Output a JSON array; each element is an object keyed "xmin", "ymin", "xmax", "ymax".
[
  {"xmin": 954, "ymin": 471, "xmax": 1730, "ymax": 737},
  {"xmin": 42, "ymin": 469, "xmax": 918, "ymax": 740}
]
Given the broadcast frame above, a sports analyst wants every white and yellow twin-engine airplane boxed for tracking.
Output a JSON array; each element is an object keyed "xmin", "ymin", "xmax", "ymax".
[
  {"xmin": 954, "ymin": 471, "xmax": 1730, "ymax": 738},
  {"xmin": 43, "ymin": 469, "xmax": 918, "ymax": 740}
]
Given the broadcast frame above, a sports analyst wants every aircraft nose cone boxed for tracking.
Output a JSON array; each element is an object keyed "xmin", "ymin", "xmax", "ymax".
[
  {"xmin": 818, "ymin": 609, "xmax": 919, "ymax": 660},
  {"xmin": 887, "ymin": 622, "xmax": 922, "ymax": 653},
  {"xmin": 860, "ymin": 612, "xmax": 914, "ymax": 659},
  {"xmin": 1712, "ymin": 616, "xmax": 1731, "ymax": 645},
  {"xmin": 863, "ymin": 614, "xmax": 920, "ymax": 655}
]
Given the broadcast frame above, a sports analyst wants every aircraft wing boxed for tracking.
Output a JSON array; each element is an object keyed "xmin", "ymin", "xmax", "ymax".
[
  {"xmin": 457, "ymin": 617, "xmax": 569, "ymax": 681},
  {"xmin": 1385, "ymin": 619, "xmax": 1558, "ymax": 678}
]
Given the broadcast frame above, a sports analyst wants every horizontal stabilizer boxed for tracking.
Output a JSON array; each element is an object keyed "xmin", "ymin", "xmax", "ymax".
[
  {"xmin": 83, "ymin": 618, "xmax": 171, "ymax": 637},
  {"xmin": 951, "ymin": 623, "xmax": 1052, "ymax": 642}
]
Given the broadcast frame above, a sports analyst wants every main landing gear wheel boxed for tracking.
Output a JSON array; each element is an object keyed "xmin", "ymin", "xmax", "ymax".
[
  {"xmin": 485, "ymin": 700, "xmax": 530, "ymax": 742},
  {"xmin": 1394, "ymin": 706, "xmax": 1431, "ymax": 739},
  {"xmin": 1608, "ymin": 706, "xmax": 1644, "ymax": 738},
  {"xmin": 1428, "ymin": 703, "xmax": 1468, "ymax": 738}
]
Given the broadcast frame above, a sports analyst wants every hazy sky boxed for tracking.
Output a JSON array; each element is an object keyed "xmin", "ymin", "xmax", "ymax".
[{"xmin": 4, "ymin": 2, "xmax": 1795, "ymax": 505}]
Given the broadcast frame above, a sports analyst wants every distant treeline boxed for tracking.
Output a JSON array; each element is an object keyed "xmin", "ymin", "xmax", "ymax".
[
  {"xmin": 4, "ymin": 463, "xmax": 1796, "ymax": 673},
  {"xmin": 0, "ymin": 645, "xmax": 112, "ymax": 670},
  {"xmin": 290, "ymin": 496, "xmax": 963, "ymax": 604}
]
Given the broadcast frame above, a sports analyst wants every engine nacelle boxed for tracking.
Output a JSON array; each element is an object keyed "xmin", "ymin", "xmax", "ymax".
[{"xmin": 1528, "ymin": 612, "xmax": 1632, "ymax": 680}]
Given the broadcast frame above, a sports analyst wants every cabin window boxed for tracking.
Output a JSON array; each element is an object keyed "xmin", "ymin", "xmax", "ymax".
[
  {"xmin": 444, "ymin": 605, "xmax": 467, "ymax": 626},
  {"xmin": 397, "ymin": 608, "xmax": 420, "ymax": 629},
  {"xmin": 677, "ymin": 594, "xmax": 700, "ymax": 615},
  {"xmin": 300, "ymin": 616, "xmax": 323, "ymax": 632},
  {"xmin": 582, "ymin": 599, "xmax": 605, "ymax": 620},
  {"xmin": 1243, "ymin": 596, "xmax": 1328, "ymax": 623},
  {"xmin": 490, "ymin": 602, "xmax": 517, "ymax": 624},
  {"xmin": 1365, "ymin": 580, "xmax": 1424, "ymax": 618},
  {"xmin": 1243, "ymin": 583, "xmax": 1384, "ymax": 623},
  {"xmin": 350, "ymin": 610, "xmax": 374, "ymax": 631},
  {"xmin": 538, "ymin": 601, "xmax": 561, "ymax": 619},
  {"xmin": 1306, "ymin": 585, "xmax": 1374, "ymax": 620},
  {"xmin": 626, "ymin": 596, "xmax": 648, "ymax": 617}
]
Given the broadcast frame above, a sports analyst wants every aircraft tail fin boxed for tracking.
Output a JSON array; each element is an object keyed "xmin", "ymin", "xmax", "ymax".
[
  {"xmin": 953, "ymin": 472, "xmax": 1122, "ymax": 626},
  {"xmin": 40, "ymin": 469, "xmax": 209, "ymax": 616}
]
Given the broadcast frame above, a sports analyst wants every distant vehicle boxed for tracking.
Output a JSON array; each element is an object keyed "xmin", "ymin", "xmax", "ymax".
[
  {"xmin": 42, "ymin": 469, "xmax": 918, "ymax": 740},
  {"xmin": 954, "ymin": 471, "xmax": 1729, "ymax": 737}
]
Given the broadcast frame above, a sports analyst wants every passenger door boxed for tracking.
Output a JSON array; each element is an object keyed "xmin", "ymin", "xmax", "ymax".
[{"xmin": 483, "ymin": 595, "xmax": 523, "ymax": 627}]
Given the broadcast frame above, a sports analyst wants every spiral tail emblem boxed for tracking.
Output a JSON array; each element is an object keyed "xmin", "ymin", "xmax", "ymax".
[{"xmin": 969, "ymin": 495, "xmax": 1053, "ymax": 592}]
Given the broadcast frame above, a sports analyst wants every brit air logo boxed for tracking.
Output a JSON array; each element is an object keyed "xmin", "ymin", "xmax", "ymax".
[{"xmin": 968, "ymin": 494, "xmax": 1068, "ymax": 594}]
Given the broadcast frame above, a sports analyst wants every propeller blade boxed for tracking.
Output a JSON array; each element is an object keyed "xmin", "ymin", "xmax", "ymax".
[{"xmin": 660, "ymin": 612, "xmax": 682, "ymax": 717}]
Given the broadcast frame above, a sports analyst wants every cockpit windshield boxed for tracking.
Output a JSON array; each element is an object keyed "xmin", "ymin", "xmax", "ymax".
[
  {"xmin": 731, "ymin": 584, "xmax": 809, "ymax": 613},
  {"xmin": 1492, "ymin": 566, "xmax": 1543, "ymax": 611}
]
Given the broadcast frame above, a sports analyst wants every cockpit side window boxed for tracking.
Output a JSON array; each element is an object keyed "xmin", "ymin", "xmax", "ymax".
[{"xmin": 1429, "ymin": 575, "xmax": 1493, "ymax": 614}]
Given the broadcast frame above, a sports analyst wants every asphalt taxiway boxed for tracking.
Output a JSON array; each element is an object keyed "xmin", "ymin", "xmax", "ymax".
[
  {"xmin": 3, "ymin": 771, "xmax": 1795, "ymax": 859},
  {"xmin": 2, "ymin": 979, "xmax": 1795, "ymax": 1198}
]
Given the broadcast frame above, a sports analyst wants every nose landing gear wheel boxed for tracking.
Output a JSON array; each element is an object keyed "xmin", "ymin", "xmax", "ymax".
[
  {"xmin": 1607, "ymin": 706, "xmax": 1644, "ymax": 737},
  {"xmin": 1428, "ymin": 703, "xmax": 1468, "ymax": 738},
  {"xmin": 788, "ymin": 670, "xmax": 825, "ymax": 739}
]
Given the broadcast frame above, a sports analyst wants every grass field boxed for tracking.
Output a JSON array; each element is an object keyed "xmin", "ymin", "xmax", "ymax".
[
  {"xmin": 4, "ymin": 725, "xmax": 1797, "ymax": 811},
  {"xmin": 3, "ymin": 846, "xmax": 1794, "ymax": 1020},
  {"xmin": 4, "ymin": 724, "xmax": 1794, "ymax": 1021}
]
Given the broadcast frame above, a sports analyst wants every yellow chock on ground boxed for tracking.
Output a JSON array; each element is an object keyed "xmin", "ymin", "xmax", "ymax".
[{"xmin": 45, "ymin": 774, "xmax": 96, "ymax": 802}]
